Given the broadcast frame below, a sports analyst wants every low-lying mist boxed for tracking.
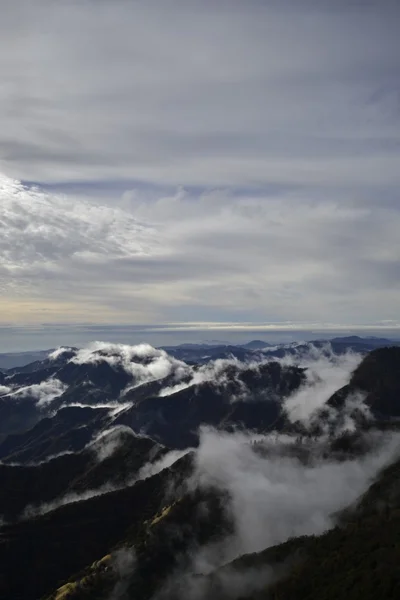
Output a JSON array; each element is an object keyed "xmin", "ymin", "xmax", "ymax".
[
  {"xmin": 191, "ymin": 427, "xmax": 400, "ymax": 566},
  {"xmin": 153, "ymin": 427, "xmax": 400, "ymax": 600},
  {"xmin": 281, "ymin": 344, "xmax": 362, "ymax": 423}
]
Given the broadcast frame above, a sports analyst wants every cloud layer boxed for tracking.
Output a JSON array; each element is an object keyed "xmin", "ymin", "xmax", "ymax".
[
  {"xmin": 1, "ymin": 1, "xmax": 399, "ymax": 188},
  {"xmin": 0, "ymin": 1, "xmax": 399, "ymax": 330},
  {"xmin": 1, "ymin": 175, "xmax": 400, "ymax": 329}
]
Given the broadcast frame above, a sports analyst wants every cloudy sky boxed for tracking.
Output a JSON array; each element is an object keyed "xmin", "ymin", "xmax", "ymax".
[{"xmin": 1, "ymin": 0, "xmax": 399, "ymax": 348}]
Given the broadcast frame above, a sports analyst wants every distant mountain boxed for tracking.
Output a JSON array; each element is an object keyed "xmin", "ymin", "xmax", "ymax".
[
  {"xmin": 239, "ymin": 339, "xmax": 272, "ymax": 349},
  {"xmin": 163, "ymin": 343, "xmax": 218, "ymax": 349},
  {"xmin": 259, "ymin": 336, "xmax": 400, "ymax": 362},
  {"xmin": 329, "ymin": 335, "xmax": 399, "ymax": 346},
  {"xmin": 161, "ymin": 343, "xmax": 255, "ymax": 364},
  {"xmin": 165, "ymin": 340, "xmax": 272, "ymax": 351},
  {"xmin": 0, "ymin": 349, "xmax": 53, "ymax": 370},
  {"xmin": 1, "ymin": 336, "xmax": 398, "ymax": 371}
]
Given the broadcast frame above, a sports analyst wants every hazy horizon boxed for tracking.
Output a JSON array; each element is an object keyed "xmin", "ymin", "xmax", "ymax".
[{"xmin": 1, "ymin": 323, "xmax": 400, "ymax": 353}]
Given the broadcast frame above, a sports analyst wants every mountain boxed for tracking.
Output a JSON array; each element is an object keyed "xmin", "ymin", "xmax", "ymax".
[
  {"xmin": 0, "ymin": 341, "xmax": 400, "ymax": 600},
  {"xmin": 0, "ymin": 452, "xmax": 195, "ymax": 600},
  {"xmin": 0, "ymin": 406, "xmax": 110, "ymax": 463},
  {"xmin": 1, "ymin": 336, "xmax": 397, "ymax": 372},
  {"xmin": 240, "ymin": 340, "xmax": 272, "ymax": 350},
  {"xmin": 330, "ymin": 335, "xmax": 400, "ymax": 346},
  {"xmin": 114, "ymin": 361, "xmax": 305, "ymax": 448},
  {"xmin": 327, "ymin": 347, "xmax": 400, "ymax": 420},
  {"xmin": 161, "ymin": 343, "xmax": 256, "ymax": 364},
  {"xmin": 0, "ymin": 430, "xmax": 165, "ymax": 521},
  {"xmin": 0, "ymin": 343, "xmax": 306, "ymax": 459},
  {"xmin": 0, "ymin": 350, "xmax": 54, "ymax": 370}
]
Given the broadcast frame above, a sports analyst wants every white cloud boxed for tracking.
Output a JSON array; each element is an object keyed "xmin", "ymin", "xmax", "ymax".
[
  {"xmin": 137, "ymin": 449, "xmax": 191, "ymax": 481},
  {"xmin": 190, "ymin": 427, "xmax": 400, "ymax": 569},
  {"xmin": 158, "ymin": 357, "xmax": 243, "ymax": 397},
  {"xmin": 0, "ymin": 175, "xmax": 159, "ymax": 321},
  {"xmin": 70, "ymin": 341, "xmax": 189, "ymax": 388},
  {"xmin": 48, "ymin": 347, "xmax": 76, "ymax": 360},
  {"xmin": 108, "ymin": 546, "xmax": 137, "ymax": 600},
  {"xmin": 5, "ymin": 450, "xmax": 75, "ymax": 468},
  {"xmin": 325, "ymin": 391, "xmax": 373, "ymax": 435},
  {"xmin": 282, "ymin": 344, "xmax": 363, "ymax": 423},
  {"xmin": 9, "ymin": 378, "xmax": 67, "ymax": 407},
  {"xmin": 22, "ymin": 484, "xmax": 119, "ymax": 520},
  {"xmin": 90, "ymin": 425, "xmax": 137, "ymax": 462}
]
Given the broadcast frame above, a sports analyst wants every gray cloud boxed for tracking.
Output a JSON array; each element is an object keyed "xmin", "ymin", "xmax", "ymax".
[
  {"xmin": 0, "ymin": 0, "xmax": 399, "ymax": 187},
  {"xmin": 0, "ymin": 0, "xmax": 399, "ymax": 330},
  {"xmin": 2, "ymin": 177, "xmax": 399, "ymax": 326}
]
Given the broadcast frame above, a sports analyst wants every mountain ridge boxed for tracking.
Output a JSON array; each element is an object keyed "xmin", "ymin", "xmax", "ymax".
[{"xmin": 0, "ymin": 341, "xmax": 400, "ymax": 599}]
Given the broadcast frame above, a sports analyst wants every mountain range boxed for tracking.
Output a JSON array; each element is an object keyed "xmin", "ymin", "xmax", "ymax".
[
  {"xmin": 2, "ymin": 335, "xmax": 398, "ymax": 370},
  {"xmin": 0, "ymin": 337, "xmax": 399, "ymax": 599}
]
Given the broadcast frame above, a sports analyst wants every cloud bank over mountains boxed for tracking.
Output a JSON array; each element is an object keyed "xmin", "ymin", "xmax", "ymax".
[{"xmin": 1, "ymin": 340, "xmax": 366, "ymax": 435}]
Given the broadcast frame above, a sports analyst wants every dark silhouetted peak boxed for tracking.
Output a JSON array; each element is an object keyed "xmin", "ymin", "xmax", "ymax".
[
  {"xmin": 350, "ymin": 346, "xmax": 400, "ymax": 417},
  {"xmin": 328, "ymin": 346, "xmax": 400, "ymax": 420},
  {"xmin": 351, "ymin": 346, "xmax": 400, "ymax": 390}
]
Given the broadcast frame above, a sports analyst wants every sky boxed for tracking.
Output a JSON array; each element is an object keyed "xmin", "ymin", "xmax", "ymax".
[{"xmin": 0, "ymin": 0, "xmax": 399, "ymax": 349}]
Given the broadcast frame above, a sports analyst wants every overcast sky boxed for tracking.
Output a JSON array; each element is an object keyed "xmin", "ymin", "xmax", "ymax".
[{"xmin": 1, "ymin": 0, "xmax": 399, "ymax": 348}]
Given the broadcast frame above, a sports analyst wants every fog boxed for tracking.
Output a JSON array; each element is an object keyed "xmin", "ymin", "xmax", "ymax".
[{"xmin": 190, "ymin": 427, "xmax": 400, "ymax": 569}]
